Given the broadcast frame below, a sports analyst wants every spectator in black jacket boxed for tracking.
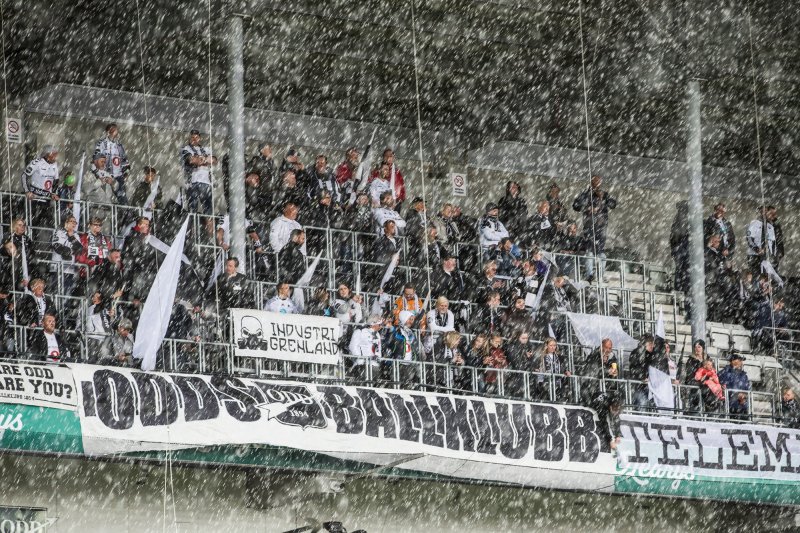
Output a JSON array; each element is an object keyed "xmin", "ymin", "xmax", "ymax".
[
  {"xmin": 26, "ymin": 313, "xmax": 71, "ymax": 362},
  {"xmin": 2, "ymin": 218, "xmax": 37, "ymax": 288},
  {"xmin": 554, "ymin": 222, "xmax": 585, "ymax": 277},
  {"xmin": 369, "ymin": 220, "xmax": 403, "ymax": 293},
  {"xmin": 246, "ymin": 142, "xmax": 276, "ymax": 194},
  {"xmin": 782, "ymin": 387, "xmax": 800, "ymax": 429},
  {"xmin": 123, "ymin": 217, "xmax": 158, "ymax": 300},
  {"xmin": 88, "ymin": 249, "xmax": 125, "ymax": 302},
  {"xmin": 526, "ymin": 201, "xmax": 556, "ymax": 250},
  {"xmin": 572, "ymin": 175, "xmax": 616, "ymax": 282},
  {"xmin": 278, "ymin": 229, "xmax": 307, "ymax": 285},
  {"xmin": 580, "ymin": 338, "xmax": 618, "ymax": 407},
  {"xmin": 214, "ymin": 257, "xmax": 255, "ymax": 313},
  {"xmin": 17, "ymin": 278, "xmax": 56, "ymax": 328},
  {"xmin": 497, "ymin": 180, "xmax": 527, "ymax": 239},
  {"xmin": 627, "ymin": 334, "xmax": 658, "ymax": 410},
  {"xmin": 703, "ymin": 203, "xmax": 735, "ymax": 258},
  {"xmin": 681, "ymin": 339, "xmax": 706, "ymax": 413},
  {"xmin": 129, "ymin": 166, "xmax": 162, "ymax": 213},
  {"xmin": 430, "ymin": 254, "xmax": 464, "ymax": 301},
  {"xmin": 469, "ymin": 290, "xmax": 502, "ymax": 336},
  {"xmin": 545, "ymin": 183, "xmax": 568, "ymax": 229}
]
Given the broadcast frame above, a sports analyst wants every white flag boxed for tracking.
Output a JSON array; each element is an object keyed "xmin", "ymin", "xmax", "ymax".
[
  {"xmin": 655, "ymin": 306, "xmax": 665, "ymax": 339},
  {"xmin": 380, "ymin": 252, "xmax": 400, "ymax": 291},
  {"xmin": 548, "ymin": 323, "xmax": 557, "ymax": 339},
  {"xmin": 20, "ymin": 238, "xmax": 29, "ymax": 283},
  {"xmin": 761, "ymin": 260, "xmax": 784, "ymax": 288},
  {"xmin": 354, "ymin": 127, "xmax": 377, "ymax": 193},
  {"xmin": 133, "ymin": 216, "xmax": 190, "ymax": 371},
  {"xmin": 291, "ymin": 252, "xmax": 323, "ymax": 312},
  {"xmin": 648, "ymin": 365, "xmax": 675, "ymax": 410},
  {"xmin": 72, "ymin": 151, "xmax": 86, "ymax": 224}
]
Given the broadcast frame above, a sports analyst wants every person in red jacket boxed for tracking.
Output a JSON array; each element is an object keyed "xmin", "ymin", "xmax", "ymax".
[
  {"xmin": 369, "ymin": 148, "xmax": 406, "ymax": 212},
  {"xmin": 694, "ymin": 358, "xmax": 724, "ymax": 414},
  {"xmin": 483, "ymin": 334, "xmax": 508, "ymax": 394},
  {"xmin": 75, "ymin": 217, "xmax": 112, "ymax": 293},
  {"xmin": 335, "ymin": 147, "xmax": 360, "ymax": 202}
]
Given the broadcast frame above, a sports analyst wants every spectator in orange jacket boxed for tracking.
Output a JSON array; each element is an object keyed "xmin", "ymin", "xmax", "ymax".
[{"xmin": 392, "ymin": 283, "xmax": 426, "ymax": 330}]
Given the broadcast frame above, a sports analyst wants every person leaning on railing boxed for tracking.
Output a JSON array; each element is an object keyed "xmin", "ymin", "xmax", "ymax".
[
  {"xmin": 718, "ymin": 353, "xmax": 751, "ymax": 419},
  {"xmin": 347, "ymin": 315, "xmax": 384, "ymax": 382},
  {"xmin": 26, "ymin": 312, "xmax": 71, "ymax": 363},
  {"xmin": 382, "ymin": 310, "xmax": 421, "ymax": 386},
  {"xmin": 694, "ymin": 358, "xmax": 724, "ymax": 414},
  {"xmin": 580, "ymin": 338, "xmax": 618, "ymax": 407},
  {"xmin": 481, "ymin": 334, "xmax": 508, "ymax": 395}
]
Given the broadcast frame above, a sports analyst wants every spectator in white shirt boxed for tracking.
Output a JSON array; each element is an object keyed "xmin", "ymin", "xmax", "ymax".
[
  {"xmin": 478, "ymin": 202, "xmax": 510, "ymax": 252},
  {"xmin": 425, "ymin": 296, "xmax": 455, "ymax": 353},
  {"xmin": 181, "ymin": 128, "xmax": 217, "ymax": 215},
  {"xmin": 269, "ymin": 202, "xmax": 305, "ymax": 254},
  {"xmin": 348, "ymin": 315, "xmax": 385, "ymax": 381},
  {"xmin": 264, "ymin": 282, "xmax": 298, "ymax": 314},
  {"xmin": 369, "ymin": 162, "xmax": 392, "ymax": 207},
  {"xmin": 372, "ymin": 191, "xmax": 407, "ymax": 235}
]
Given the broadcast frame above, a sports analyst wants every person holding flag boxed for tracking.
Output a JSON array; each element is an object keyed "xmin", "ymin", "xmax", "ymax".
[
  {"xmin": 368, "ymin": 148, "xmax": 406, "ymax": 212},
  {"xmin": 648, "ymin": 307, "xmax": 677, "ymax": 412}
]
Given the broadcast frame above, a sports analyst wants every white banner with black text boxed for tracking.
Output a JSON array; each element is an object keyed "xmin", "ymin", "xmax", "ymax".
[{"xmin": 231, "ymin": 308, "xmax": 340, "ymax": 364}]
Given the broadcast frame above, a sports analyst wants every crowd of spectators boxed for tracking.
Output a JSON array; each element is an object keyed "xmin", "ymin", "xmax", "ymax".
[{"xmin": 0, "ymin": 123, "xmax": 798, "ymax": 430}]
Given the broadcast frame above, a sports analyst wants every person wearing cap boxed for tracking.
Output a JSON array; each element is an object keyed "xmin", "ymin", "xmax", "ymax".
[
  {"xmin": 372, "ymin": 190, "xmax": 407, "ymax": 236},
  {"xmin": 718, "ymin": 353, "xmax": 751, "ymax": 418},
  {"xmin": 99, "ymin": 318, "xmax": 136, "ymax": 367},
  {"xmin": 20, "ymin": 144, "xmax": 60, "ymax": 237},
  {"xmin": 572, "ymin": 174, "xmax": 617, "ymax": 282},
  {"xmin": 55, "ymin": 170, "xmax": 77, "ymax": 222},
  {"xmin": 477, "ymin": 202, "xmax": 509, "ymax": 253},
  {"xmin": 181, "ymin": 129, "xmax": 217, "ymax": 215},
  {"xmin": 348, "ymin": 314, "xmax": 384, "ymax": 381},
  {"xmin": 94, "ymin": 123, "xmax": 131, "ymax": 204}
]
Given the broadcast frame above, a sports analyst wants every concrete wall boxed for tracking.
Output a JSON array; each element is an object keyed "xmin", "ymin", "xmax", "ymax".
[{"xmin": 0, "ymin": 454, "xmax": 794, "ymax": 532}]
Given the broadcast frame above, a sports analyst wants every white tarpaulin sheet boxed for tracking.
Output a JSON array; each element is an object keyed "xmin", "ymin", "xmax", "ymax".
[{"xmin": 565, "ymin": 312, "xmax": 638, "ymax": 351}]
